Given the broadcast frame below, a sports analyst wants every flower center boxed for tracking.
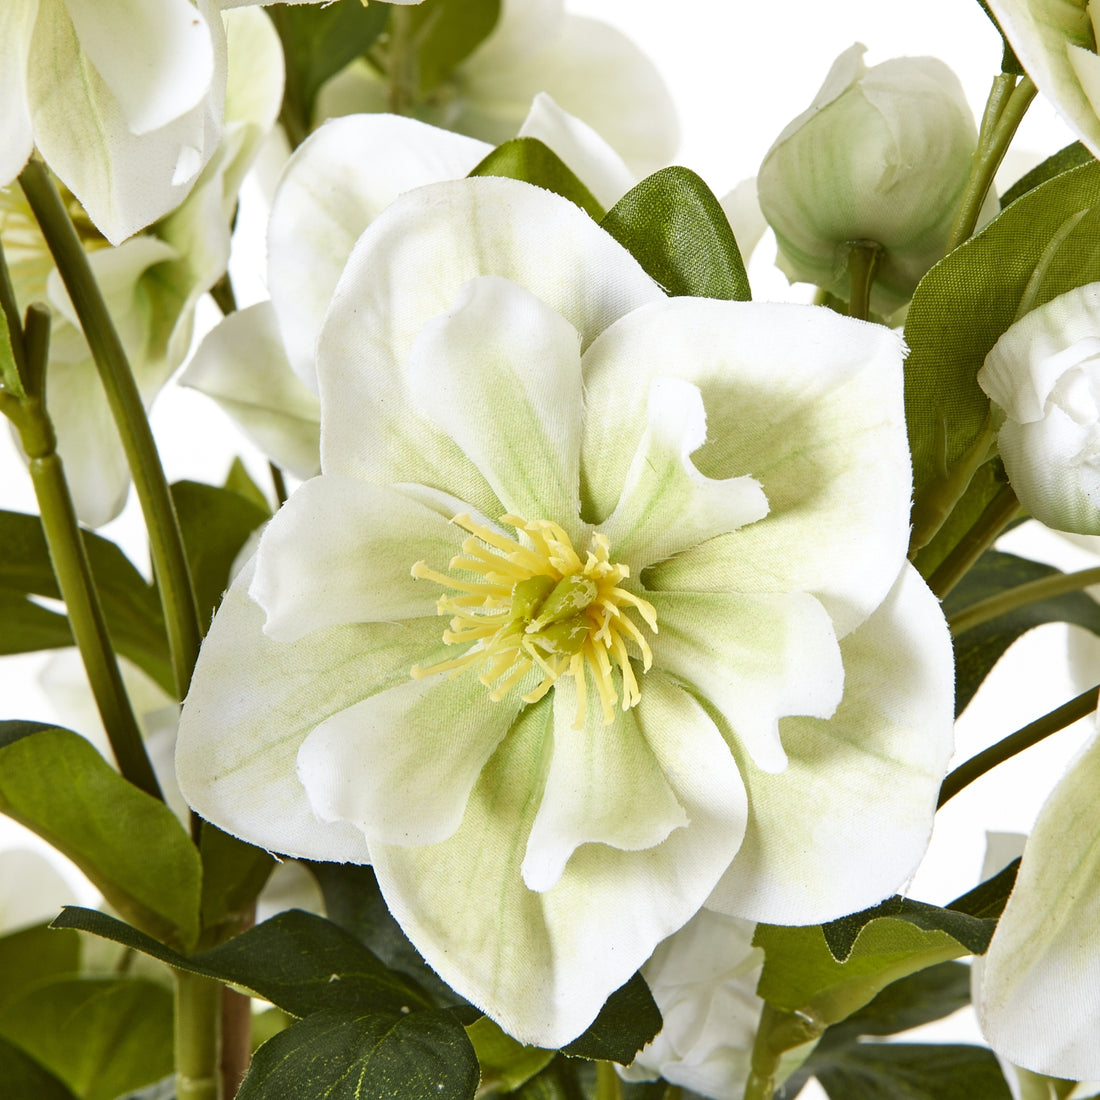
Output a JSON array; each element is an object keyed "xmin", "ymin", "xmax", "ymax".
[{"xmin": 410, "ymin": 513, "xmax": 657, "ymax": 729}]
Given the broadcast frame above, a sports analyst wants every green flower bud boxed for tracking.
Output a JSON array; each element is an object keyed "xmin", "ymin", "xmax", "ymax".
[{"xmin": 758, "ymin": 44, "xmax": 978, "ymax": 315}]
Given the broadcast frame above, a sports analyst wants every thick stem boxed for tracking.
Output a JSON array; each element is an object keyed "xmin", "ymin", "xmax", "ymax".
[
  {"xmin": 387, "ymin": 7, "xmax": 417, "ymax": 115},
  {"xmin": 220, "ymin": 986, "xmax": 252, "ymax": 1098},
  {"xmin": 949, "ymin": 565, "xmax": 1100, "ymax": 636},
  {"xmin": 175, "ymin": 971, "xmax": 223, "ymax": 1100},
  {"xmin": 595, "ymin": 1061, "xmax": 623, "ymax": 1100},
  {"xmin": 938, "ymin": 683, "xmax": 1099, "ymax": 807},
  {"xmin": 845, "ymin": 240, "xmax": 883, "ymax": 321},
  {"xmin": 927, "ymin": 483, "xmax": 1020, "ymax": 599},
  {"xmin": 19, "ymin": 158, "xmax": 203, "ymax": 699}
]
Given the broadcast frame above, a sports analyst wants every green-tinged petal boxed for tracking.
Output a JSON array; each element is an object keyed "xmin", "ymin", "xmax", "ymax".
[
  {"xmin": 62, "ymin": 0, "xmax": 214, "ymax": 134},
  {"xmin": 181, "ymin": 302, "xmax": 321, "ymax": 479},
  {"xmin": 177, "ymin": 557, "xmax": 455, "ymax": 862},
  {"xmin": 599, "ymin": 375, "xmax": 768, "ymax": 569},
  {"xmin": 371, "ymin": 673, "xmax": 747, "ymax": 1047},
  {"xmin": 28, "ymin": 0, "xmax": 225, "ymax": 243},
  {"xmin": 987, "ymin": 0, "xmax": 1100, "ymax": 155},
  {"xmin": 520, "ymin": 677, "xmax": 688, "ymax": 892},
  {"xmin": 249, "ymin": 476, "xmax": 463, "ymax": 642},
  {"xmin": 316, "ymin": 177, "xmax": 662, "ymax": 491},
  {"xmin": 404, "ymin": 274, "xmax": 583, "ymax": 525},
  {"xmin": 0, "ymin": 2, "xmax": 35, "ymax": 187},
  {"xmin": 297, "ymin": 675, "xmax": 521, "ymax": 847},
  {"xmin": 706, "ymin": 564, "xmax": 954, "ymax": 925},
  {"xmin": 517, "ymin": 92, "xmax": 636, "ymax": 209},
  {"xmin": 977, "ymin": 731, "xmax": 1100, "ymax": 1080},
  {"xmin": 649, "ymin": 589, "xmax": 843, "ymax": 776},
  {"xmin": 268, "ymin": 114, "xmax": 489, "ymax": 389},
  {"xmin": 581, "ymin": 299, "xmax": 910, "ymax": 636}
]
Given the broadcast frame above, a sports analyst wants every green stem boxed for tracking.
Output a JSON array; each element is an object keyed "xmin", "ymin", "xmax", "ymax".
[
  {"xmin": 949, "ymin": 565, "xmax": 1100, "ymax": 636},
  {"xmin": 387, "ymin": 6, "xmax": 416, "ymax": 115},
  {"xmin": 595, "ymin": 1061, "xmax": 623, "ymax": 1100},
  {"xmin": 927, "ymin": 482, "xmax": 1020, "ymax": 599},
  {"xmin": 175, "ymin": 970, "xmax": 223, "ymax": 1100},
  {"xmin": 19, "ymin": 158, "xmax": 203, "ymax": 699},
  {"xmin": 664, "ymin": 1088, "xmax": 683, "ymax": 1100},
  {"xmin": 846, "ymin": 240, "xmax": 883, "ymax": 321},
  {"xmin": 938, "ymin": 683, "xmax": 1099, "ymax": 807},
  {"xmin": 945, "ymin": 74, "xmax": 1036, "ymax": 253},
  {"xmin": 744, "ymin": 1004, "xmax": 823, "ymax": 1100}
]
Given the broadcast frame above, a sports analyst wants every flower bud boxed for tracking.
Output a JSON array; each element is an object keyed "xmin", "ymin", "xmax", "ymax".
[
  {"xmin": 758, "ymin": 44, "xmax": 978, "ymax": 314},
  {"xmin": 978, "ymin": 282, "xmax": 1100, "ymax": 534}
]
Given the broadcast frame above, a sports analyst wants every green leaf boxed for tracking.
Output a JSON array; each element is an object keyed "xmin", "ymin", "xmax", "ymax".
[
  {"xmin": 0, "ymin": 977, "xmax": 174, "ymax": 1100},
  {"xmin": 0, "ymin": 590, "xmax": 73, "ymax": 656},
  {"xmin": 905, "ymin": 160, "xmax": 1100, "ymax": 548},
  {"xmin": 0, "ymin": 1034, "xmax": 78, "ymax": 1100},
  {"xmin": 601, "ymin": 167, "xmax": 752, "ymax": 300},
  {"xmin": 198, "ymin": 823, "xmax": 274, "ymax": 934},
  {"xmin": 466, "ymin": 1017, "xmax": 554, "ymax": 1093},
  {"xmin": 407, "ymin": 0, "xmax": 501, "ymax": 96},
  {"xmin": 238, "ymin": 1008, "xmax": 480, "ymax": 1100},
  {"xmin": 170, "ymin": 481, "xmax": 269, "ymax": 627},
  {"xmin": 0, "ymin": 726, "xmax": 200, "ymax": 950},
  {"xmin": 0, "ymin": 510, "xmax": 171, "ymax": 693},
  {"xmin": 950, "ymin": 857, "xmax": 1019, "ymax": 921},
  {"xmin": 53, "ymin": 907, "xmax": 432, "ymax": 1019},
  {"xmin": 1001, "ymin": 142, "xmax": 1096, "ymax": 208},
  {"xmin": 561, "ymin": 972, "xmax": 662, "ymax": 1064},
  {"xmin": 223, "ymin": 458, "xmax": 272, "ymax": 515},
  {"xmin": 945, "ymin": 550, "xmax": 1100, "ymax": 715},
  {"xmin": 469, "ymin": 138, "xmax": 605, "ymax": 220},
  {"xmin": 0, "ymin": 922, "xmax": 81, "ymax": 1013}
]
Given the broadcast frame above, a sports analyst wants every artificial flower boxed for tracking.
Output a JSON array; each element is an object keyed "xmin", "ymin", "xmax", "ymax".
[
  {"xmin": 984, "ymin": 0, "xmax": 1100, "ymax": 156},
  {"xmin": 176, "ymin": 175, "xmax": 954, "ymax": 1046},
  {"xmin": 314, "ymin": 0, "xmax": 678, "ymax": 180},
  {"xmin": 2, "ymin": 6, "xmax": 283, "ymax": 526},
  {"xmin": 978, "ymin": 281, "xmax": 1100, "ymax": 535},
  {"xmin": 757, "ymin": 43, "xmax": 978, "ymax": 314}
]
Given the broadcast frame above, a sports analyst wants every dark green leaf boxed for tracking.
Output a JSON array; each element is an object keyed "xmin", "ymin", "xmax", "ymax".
[
  {"xmin": 469, "ymin": 138, "xmax": 605, "ymax": 220},
  {"xmin": 0, "ymin": 977, "xmax": 174, "ymax": 1100},
  {"xmin": 944, "ymin": 550, "xmax": 1100, "ymax": 715},
  {"xmin": 408, "ymin": 0, "xmax": 501, "ymax": 95},
  {"xmin": 54, "ymin": 907, "xmax": 431, "ymax": 1019},
  {"xmin": 949, "ymin": 858, "xmax": 1020, "ymax": 921},
  {"xmin": 238, "ymin": 1008, "xmax": 479, "ymax": 1100},
  {"xmin": 601, "ymin": 167, "xmax": 751, "ymax": 300},
  {"xmin": 1001, "ymin": 143, "xmax": 1096, "ymax": 208},
  {"xmin": 0, "ymin": 1034, "xmax": 78, "ymax": 1100},
  {"xmin": 170, "ymin": 480, "xmax": 269, "ymax": 627},
  {"xmin": 813, "ymin": 1042, "xmax": 1012, "ymax": 1100},
  {"xmin": 223, "ymin": 457, "xmax": 272, "ymax": 515},
  {"xmin": 0, "ymin": 922, "xmax": 81, "ymax": 1012},
  {"xmin": 905, "ymin": 161, "xmax": 1100, "ymax": 549},
  {"xmin": 561, "ymin": 972, "xmax": 662, "ymax": 1064},
  {"xmin": 0, "ymin": 726, "xmax": 200, "ymax": 950},
  {"xmin": 199, "ymin": 823, "xmax": 274, "ymax": 934}
]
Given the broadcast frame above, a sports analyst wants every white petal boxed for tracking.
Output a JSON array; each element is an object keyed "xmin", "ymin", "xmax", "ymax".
[
  {"xmin": 181, "ymin": 302, "xmax": 321, "ymax": 479},
  {"xmin": 650, "ymin": 589, "xmax": 844, "ymax": 775},
  {"xmin": 268, "ymin": 114, "xmax": 490, "ymax": 389},
  {"xmin": 249, "ymin": 476, "xmax": 464, "ymax": 642},
  {"xmin": 706, "ymin": 565, "xmax": 954, "ymax": 924},
  {"xmin": 0, "ymin": 2, "xmax": 35, "ymax": 187},
  {"xmin": 371, "ymin": 674, "xmax": 747, "ymax": 1047}
]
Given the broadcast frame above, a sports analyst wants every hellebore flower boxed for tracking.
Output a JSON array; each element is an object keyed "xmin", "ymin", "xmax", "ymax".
[
  {"xmin": 976, "ymin": 732, "xmax": 1100, "ymax": 1081},
  {"xmin": 176, "ymin": 176, "xmax": 954, "ymax": 1046},
  {"xmin": 978, "ymin": 282, "xmax": 1100, "ymax": 535},
  {"xmin": 757, "ymin": 44, "xmax": 978, "ymax": 315},
  {"xmin": 1, "ymin": 6, "xmax": 284, "ymax": 525},
  {"xmin": 314, "ymin": 0, "xmax": 678, "ymax": 180},
  {"xmin": 984, "ymin": 0, "xmax": 1100, "ymax": 156}
]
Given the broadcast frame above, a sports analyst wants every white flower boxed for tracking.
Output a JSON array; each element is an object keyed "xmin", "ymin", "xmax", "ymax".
[
  {"xmin": 978, "ymin": 282, "xmax": 1100, "ymax": 535},
  {"xmin": 176, "ymin": 175, "xmax": 954, "ymax": 1046},
  {"xmin": 757, "ymin": 44, "xmax": 978, "ymax": 314},
  {"xmin": 313, "ymin": 0, "xmax": 678, "ymax": 180}
]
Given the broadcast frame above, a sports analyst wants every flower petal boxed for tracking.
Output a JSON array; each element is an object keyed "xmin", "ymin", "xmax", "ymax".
[
  {"xmin": 177, "ymin": 557, "xmax": 452, "ymax": 862},
  {"xmin": 297, "ymin": 674, "xmax": 521, "ymax": 847},
  {"xmin": 0, "ymin": 2, "xmax": 35, "ymax": 188},
  {"xmin": 977, "ymin": 731, "xmax": 1100, "ymax": 1080},
  {"xmin": 181, "ymin": 302, "xmax": 321, "ymax": 479},
  {"xmin": 249, "ymin": 476, "xmax": 464, "ymax": 643},
  {"xmin": 268, "ymin": 114, "xmax": 490, "ymax": 389},
  {"xmin": 706, "ymin": 564, "xmax": 954, "ymax": 924},
  {"xmin": 649, "ymin": 589, "xmax": 843, "ymax": 775},
  {"xmin": 371, "ymin": 673, "xmax": 747, "ymax": 1047},
  {"xmin": 581, "ymin": 299, "xmax": 910, "ymax": 636},
  {"xmin": 599, "ymin": 375, "xmax": 768, "ymax": 569}
]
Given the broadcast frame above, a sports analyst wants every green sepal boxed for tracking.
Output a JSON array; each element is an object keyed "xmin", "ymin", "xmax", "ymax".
[
  {"xmin": 0, "ymin": 724, "xmax": 200, "ymax": 950},
  {"xmin": 601, "ymin": 167, "xmax": 752, "ymax": 300},
  {"xmin": 906, "ymin": 160, "xmax": 1100, "ymax": 549},
  {"xmin": 1001, "ymin": 142, "xmax": 1096, "ymax": 208},
  {"xmin": 238, "ymin": 1007, "xmax": 480, "ymax": 1100},
  {"xmin": 469, "ymin": 138, "xmax": 605, "ymax": 220},
  {"xmin": 407, "ymin": 0, "xmax": 502, "ymax": 96},
  {"xmin": 466, "ymin": 1016, "xmax": 554, "ymax": 1093},
  {"xmin": 0, "ymin": 1034, "xmax": 78, "ymax": 1100},
  {"xmin": 0, "ymin": 922, "xmax": 81, "ymax": 1014},
  {"xmin": 0, "ymin": 977, "xmax": 174, "ymax": 1100}
]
